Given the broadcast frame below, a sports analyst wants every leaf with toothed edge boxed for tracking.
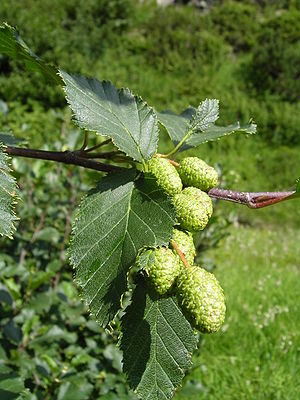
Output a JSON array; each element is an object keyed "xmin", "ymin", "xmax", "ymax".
[
  {"xmin": 186, "ymin": 120, "xmax": 257, "ymax": 147},
  {"xmin": 158, "ymin": 101, "xmax": 256, "ymax": 151},
  {"xmin": 120, "ymin": 276, "xmax": 197, "ymax": 400},
  {"xmin": 69, "ymin": 170, "xmax": 176, "ymax": 327},
  {"xmin": 190, "ymin": 99, "xmax": 219, "ymax": 133},
  {"xmin": 0, "ymin": 23, "xmax": 61, "ymax": 85},
  {"xmin": 60, "ymin": 71, "xmax": 159, "ymax": 163},
  {"xmin": 0, "ymin": 144, "xmax": 18, "ymax": 238}
]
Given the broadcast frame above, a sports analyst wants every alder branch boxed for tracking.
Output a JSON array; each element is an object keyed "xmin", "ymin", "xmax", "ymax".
[
  {"xmin": 208, "ymin": 188, "xmax": 296, "ymax": 209},
  {"xmin": 4, "ymin": 146, "xmax": 297, "ymax": 209},
  {"xmin": 5, "ymin": 146, "xmax": 125, "ymax": 173}
]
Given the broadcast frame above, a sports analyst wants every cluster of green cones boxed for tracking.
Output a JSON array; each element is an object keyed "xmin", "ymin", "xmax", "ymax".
[{"xmin": 135, "ymin": 156, "xmax": 226, "ymax": 334}]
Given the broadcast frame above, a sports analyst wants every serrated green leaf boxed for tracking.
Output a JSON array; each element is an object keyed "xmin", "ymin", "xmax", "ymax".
[
  {"xmin": 158, "ymin": 102, "xmax": 256, "ymax": 152},
  {"xmin": 69, "ymin": 171, "xmax": 176, "ymax": 327},
  {"xmin": 190, "ymin": 99, "xmax": 219, "ymax": 133},
  {"xmin": 0, "ymin": 23, "xmax": 61, "ymax": 85},
  {"xmin": 120, "ymin": 276, "xmax": 197, "ymax": 400},
  {"xmin": 0, "ymin": 145, "xmax": 18, "ymax": 238},
  {"xmin": 186, "ymin": 121, "xmax": 257, "ymax": 147},
  {"xmin": 60, "ymin": 71, "xmax": 159, "ymax": 163}
]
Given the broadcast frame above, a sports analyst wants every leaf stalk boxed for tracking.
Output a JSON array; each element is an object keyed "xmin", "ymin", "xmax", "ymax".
[{"xmin": 170, "ymin": 239, "xmax": 190, "ymax": 269}]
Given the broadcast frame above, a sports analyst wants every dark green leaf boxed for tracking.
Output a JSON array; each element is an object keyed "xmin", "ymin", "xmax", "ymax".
[
  {"xmin": 0, "ymin": 145, "xmax": 18, "ymax": 238},
  {"xmin": 0, "ymin": 132, "xmax": 21, "ymax": 147},
  {"xmin": 0, "ymin": 23, "xmax": 61, "ymax": 85},
  {"xmin": 186, "ymin": 121, "xmax": 257, "ymax": 147},
  {"xmin": 0, "ymin": 283, "xmax": 13, "ymax": 306},
  {"xmin": 60, "ymin": 71, "xmax": 159, "ymax": 163},
  {"xmin": 69, "ymin": 171, "xmax": 176, "ymax": 327},
  {"xmin": 3, "ymin": 320, "xmax": 22, "ymax": 344},
  {"xmin": 158, "ymin": 99, "xmax": 219, "ymax": 148},
  {"xmin": 158, "ymin": 103, "xmax": 256, "ymax": 151},
  {"xmin": 157, "ymin": 107, "xmax": 195, "ymax": 147},
  {"xmin": 120, "ymin": 276, "xmax": 197, "ymax": 400}
]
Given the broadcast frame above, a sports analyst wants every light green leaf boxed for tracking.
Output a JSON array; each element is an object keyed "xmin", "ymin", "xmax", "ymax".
[
  {"xmin": 120, "ymin": 276, "xmax": 197, "ymax": 400},
  {"xmin": 0, "ymin": 23, "xmax": 61, "ymax": 85},
  {"xmin": 69, "ymin": 171, "xmax": 176, "ymax": 327},
  {"xmin": 190, "ymin": 99, "xmax": 219, "ymax": 133},
  {"xmin": 0, "ymin": 145, "xmax": 18, "ymax": 238},
  {"xmin": 158, "ymin": 101, "xmax": 256, "ymax": 152},
  {"xmin": 0, "ymin": 373, "xmax": 25, "ymax": 395},
  {"xmin": 60, "ymin": 71, "xmax": 159, "ymax": 163},
  {"xmin": 56, "ymin": 380, "xmax": 93, "ymax": 400}
]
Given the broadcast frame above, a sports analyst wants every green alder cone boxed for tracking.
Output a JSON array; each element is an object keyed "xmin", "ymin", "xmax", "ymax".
[
  {"xmin": 147, "ymin": 157, "xmax": 182, "ymax": 197},
  {"xmin": 173, "ymin": 187, "xmax": 213, "ymax": 232},
  {"xmin": 178, "ymin": 157, "xmax": 219, "ymax": 191},
  {"xmin": 136, "ymin": 247, "xmax": 181, "ymax": 295},
  {"xmin": 177, "ymin": 265, "xmax": 226, "ymax": 333},
  {"xmin": 172, "ymin": 229, "xmax": 196, "ymax": 267}
]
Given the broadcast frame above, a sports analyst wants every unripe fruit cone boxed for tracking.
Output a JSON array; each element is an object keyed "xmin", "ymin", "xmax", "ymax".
[
  {"xmin": 177, "ymin": 266, "xmax": 226, "ymax": 333},
  {"xmin": 178, "ymin": 157, "xmax": 219, "ymax": 192},
  {"xmin": 173, "ymin": 187, "xmax": 213, "ymax": 232},
  {"xmin": 136, "ymin": 247, "xmax": 181, "ymax": 295},
  {"xmin": 147, "ymin": 157, "xmax": 182, "ymax": 197},
  {"xmin": 172, "ymin": 229, "xmax": 195, "ymax": 267}
]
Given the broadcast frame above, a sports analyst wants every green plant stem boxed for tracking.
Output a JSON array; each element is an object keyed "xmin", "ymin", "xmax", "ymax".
[
  {"xmin": 80, "ymin": 131, "xmax": 89, "ymax": 150},
  {"xmin": 165, "ymin": 129, "xmax": 193, "ymax": 158}
]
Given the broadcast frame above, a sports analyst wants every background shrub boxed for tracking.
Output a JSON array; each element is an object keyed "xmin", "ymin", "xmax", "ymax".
[{"xmin": 249, "ymin": 10, "xmax": 300, "ymax": 102}]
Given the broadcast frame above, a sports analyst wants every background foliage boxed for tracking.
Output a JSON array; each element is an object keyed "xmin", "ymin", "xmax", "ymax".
[{"xmin": 0, "ymin": 0, "xmax": 299, "ymax": 398}]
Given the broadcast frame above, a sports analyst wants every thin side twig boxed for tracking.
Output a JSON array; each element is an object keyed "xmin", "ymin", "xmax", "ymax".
[
  {"xmin": 170, "ymin": 239, "xmax": 190, "ymax": 269},
  {"xmin": 85, "ymin": 138, "xmax": 112, "ymax": 153}
]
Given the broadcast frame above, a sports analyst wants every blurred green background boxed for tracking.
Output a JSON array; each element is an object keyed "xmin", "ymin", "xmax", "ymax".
[{"xmin": 0, "ymin": 0, "xmax": 299, "ymax": 399}]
